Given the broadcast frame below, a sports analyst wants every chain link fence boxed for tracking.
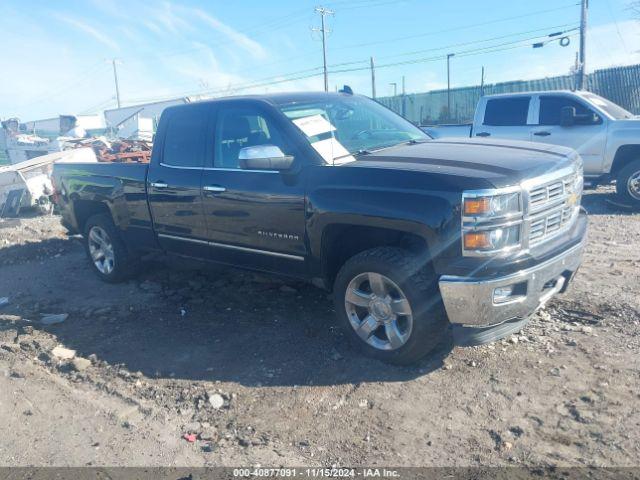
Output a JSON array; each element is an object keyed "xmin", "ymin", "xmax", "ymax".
[{"xmin": 378, "ymin": 64, "xmax": 640, "ymax": 125}]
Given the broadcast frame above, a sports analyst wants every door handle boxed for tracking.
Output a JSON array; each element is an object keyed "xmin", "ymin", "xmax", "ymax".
[
  {"xmin": 203, "ymin": 185, "xmax": 226, "ymax": 193},
  {"xmin": 150, "ymin": 182, "xmax": 169, "ymax": 189},
  {"xmin": 475, "ymin": 132, "xmax": 491, "ymax": 137},
  {"xmin": 534, "ymin": 131, "xmax": 551, "ymax": 137}
]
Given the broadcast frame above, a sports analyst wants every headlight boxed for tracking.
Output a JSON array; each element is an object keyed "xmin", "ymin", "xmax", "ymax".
[
  {"xmin": 463, "ymin": 225, "xmax": 521, "ymax": 252},
  {"xmin": 463, "ymin": 192, "xmax": 521, "ymax": 217}
]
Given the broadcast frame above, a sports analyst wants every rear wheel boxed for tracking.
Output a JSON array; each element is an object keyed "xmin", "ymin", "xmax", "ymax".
[
  {"xmin": 333, "ymin": 247, "xmax": 449, "ymax": 365},
  {"xmin": 83, "ymin": 214, "xmax": 138, "ymax": 283},
  {"xmin": 616, "ymin": 159, "xmax": 640, "ymax": 208}
]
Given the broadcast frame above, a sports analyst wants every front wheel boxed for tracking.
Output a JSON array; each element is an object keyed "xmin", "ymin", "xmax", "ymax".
[
  {"xmin": 333, "ymin": 247, "xmax": 449, "ymax": 365},
  {"xmin": 616, "ymin": 159, "xmax": 640, "ymax": 208}
]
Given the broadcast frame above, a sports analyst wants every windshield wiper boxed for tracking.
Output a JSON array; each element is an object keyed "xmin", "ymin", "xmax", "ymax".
[{"xmin": 333, "ymin": 149, "xmax": 371, "ymax": 161}]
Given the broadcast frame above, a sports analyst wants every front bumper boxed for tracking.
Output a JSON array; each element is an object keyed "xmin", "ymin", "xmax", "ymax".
[{"xmin": 439, "ymin": 239, "xmax": 585, "ymax": 327}]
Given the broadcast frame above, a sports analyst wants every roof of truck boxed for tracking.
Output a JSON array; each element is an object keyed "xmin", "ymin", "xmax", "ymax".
[
  {"xmin": 188, "ymin": 91, "xmax": 359, "ymax": 106},
  {"xmin": 482, "ymin": 90, "xmax": 591, "ymax": 99}
]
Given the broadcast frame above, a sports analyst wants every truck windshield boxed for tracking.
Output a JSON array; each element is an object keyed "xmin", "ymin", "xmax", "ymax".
[
  {"xmin": 277, "ymin": 95, "xmax": 430, "ymax": 164},
  {"xmin": 581, "ymin": 93, "xmax": 635, "ymax": 120}
]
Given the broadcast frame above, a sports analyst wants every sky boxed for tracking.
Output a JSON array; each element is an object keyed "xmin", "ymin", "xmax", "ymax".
[{"xmin": 1, "ymin": 0, "xmax": 639, "ymax": 121}]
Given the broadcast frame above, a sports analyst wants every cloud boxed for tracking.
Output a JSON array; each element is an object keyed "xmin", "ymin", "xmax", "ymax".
[
  {"xmin": 53, "ymin": 14, "xmax": 119, "ymax": 51},
  {"xmin": 181, "ymin": 6, "xmax": 268, "ymax": 60}
]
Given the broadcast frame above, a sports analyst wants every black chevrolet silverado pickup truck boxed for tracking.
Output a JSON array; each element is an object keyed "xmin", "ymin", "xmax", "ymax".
[{"xmin": 52, "ymin": 92, "xmax": 587, "ymax": 364}]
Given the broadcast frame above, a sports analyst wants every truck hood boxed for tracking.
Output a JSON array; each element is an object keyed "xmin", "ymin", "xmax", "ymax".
[
  {"xmin": 347, "ymin": 138, "xmax": 578, "ymax": 188},
  {"xmin": 611, "ymin": 118, "xmax": 640, "ymax": 129}
]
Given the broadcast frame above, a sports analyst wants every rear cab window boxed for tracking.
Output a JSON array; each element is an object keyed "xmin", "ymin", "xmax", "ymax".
[
  {"xmin": 161, "ymin": 106, "xmax": 209, "ymax": 168},
  {"xmin": 483, "ymin": 97, "xmax": 531, "ymax": 126}
]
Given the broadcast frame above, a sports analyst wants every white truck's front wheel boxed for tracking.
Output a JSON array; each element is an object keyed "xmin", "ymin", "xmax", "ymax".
[{"xmin": 616, "ymin": 159, "xmax": 640, "ymax": 208}]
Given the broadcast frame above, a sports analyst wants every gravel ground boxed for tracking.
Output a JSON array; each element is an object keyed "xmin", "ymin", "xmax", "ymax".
[{"xmin": 0, "ymin": 186, "xmax": 638, "ymax": 467}]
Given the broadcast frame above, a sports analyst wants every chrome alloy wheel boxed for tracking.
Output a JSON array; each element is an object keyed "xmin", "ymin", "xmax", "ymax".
[
  {"xmin": 88, "ymin": 226, "xmax": 115, "ymax": 275},
  {"xmin": 344, "ymin": 272, "xmax": 413, "ymax": 351},
  {"xmin": 627, "ymin": 170, "xmax": 640, "ymax": 200}
]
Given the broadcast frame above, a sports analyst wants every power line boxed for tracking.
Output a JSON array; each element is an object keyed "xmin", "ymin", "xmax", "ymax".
[
  {"xmin": 18, "ymin": 62, "xmax": 109, "ymax": 110},
  {"xmin": 377, "ymin": 23, "xmax": 579, "ymax": 60},
  {"xmin": 329, "ymin": 29, "xmax": 580, "ymax": 74},
  {"xmin": 331, "ymin": 3, "xmax": 581, "ymax": 51}
]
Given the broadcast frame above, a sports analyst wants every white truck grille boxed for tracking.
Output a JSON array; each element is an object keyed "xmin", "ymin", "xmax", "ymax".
[{"xmin": 526, "ymin": 170, "xmax": 582, "ymax": 247}]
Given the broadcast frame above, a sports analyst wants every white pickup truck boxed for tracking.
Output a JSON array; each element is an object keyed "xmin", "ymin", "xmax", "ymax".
[{"xmin": 424, "ymin": 91, "xmax": 640, "ymax": 206}]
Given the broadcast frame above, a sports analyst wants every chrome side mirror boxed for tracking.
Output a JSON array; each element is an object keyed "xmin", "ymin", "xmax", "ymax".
[{"xmin": 238, "ymin": 145, "xmax": 294, "ymax": 171}]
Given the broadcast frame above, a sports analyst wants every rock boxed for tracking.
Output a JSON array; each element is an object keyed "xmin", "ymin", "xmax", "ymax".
[
  {"xmin": 51, "ymin": 346, "xmax": 76, "ymax": 360},
  {"xmin": 40, "ymin": 313, "xmax": 68, "ymax": 325},
  {"xmin": 0, "ymin": 314, "xmax": 23, "ymax": 323},
  {"xmin": 538, "ymin": 310, "xmax": 552, "ymax": 322},
  {"xmin": 208, "ymin": 393, "xmax": 225, "ymax": 409},
  {"xmin": 580, "ymin": 326, "xmax": 593, "ymax": 334},
  {"xmin": 201, "ymin": 442, "xmax": 214, "ymax": 452},
  {"xmin": 183, "ymin": 422, "xmax": 201, "ymax": 433},
  {"xmin": 279, "ymin": 285, "xmax": 297, "ymax": 293},
  {"xmin": 72, "ymin": 357, "xmax": 92, "ymax": 372},
  {"xmin": 358, "ymin": 399, "xmax": 370, "ymax": 409},
  {"xmin": 509, "ymin": 336, "xmax": 519, "ymax": 345},
  {"xmin": 442, "ymin": 364, "xmax": 453, "ymax": 370},
  {"xmin": 199, "ymin": 430, "xmax": 216, "ymax": 441}
]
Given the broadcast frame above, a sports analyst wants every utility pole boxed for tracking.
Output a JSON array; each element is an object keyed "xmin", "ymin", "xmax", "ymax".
[
  {"xmin": 370, "ymin": 57, "xmax": 377, "ymax": 99},
  {"xmin": 313, "ymin": 6, "xmax": 334, "ymax": 92},
  {"xmin": 446, "ymin": 53, "xmax": 455, "ymax": 121},
  {"xmin": 111, "ymin": 59, "xmax": 121, "ymax": 108},
  {"xmin": 577, "ymin": 0, "xmax": 588, "ymax": 90},
  {"xmin": 480, "ymin": 66, "xmax": 485, "ymax": 96}
]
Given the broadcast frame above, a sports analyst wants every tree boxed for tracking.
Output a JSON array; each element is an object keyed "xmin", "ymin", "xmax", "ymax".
[{"xmin": 631, "ymin": 1, "xmax": 640, "ymax": 18}]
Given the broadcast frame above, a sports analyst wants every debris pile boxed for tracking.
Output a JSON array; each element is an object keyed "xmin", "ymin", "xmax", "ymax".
[{"xmin": 64, "ymin": 137, "xmax": 152, "ymax": 163}]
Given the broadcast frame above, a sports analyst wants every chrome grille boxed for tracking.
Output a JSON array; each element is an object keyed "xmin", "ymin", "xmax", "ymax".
[{"xmin": 526, "ymin": 170, "xmax": 581, "ymax": 247}]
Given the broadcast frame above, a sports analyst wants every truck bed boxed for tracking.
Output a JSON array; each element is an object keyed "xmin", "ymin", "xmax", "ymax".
[{"xmin": 53, "ymin": 162, "xmax": 156, "ymax": 250}]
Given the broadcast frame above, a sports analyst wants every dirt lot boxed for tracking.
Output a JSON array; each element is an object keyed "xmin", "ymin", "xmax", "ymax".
[{"xmin": 0, "ymin": 187, "xmax": 639, "ymax": 468}]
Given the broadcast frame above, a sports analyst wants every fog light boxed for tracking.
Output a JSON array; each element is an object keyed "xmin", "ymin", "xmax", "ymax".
[
  {"xmin": 493, "ymin": 281, "xmax": 527, "ymax": 304},
  {"xmin": 493, "ymin": 285, "xmax": 515, "ymax": 304}
]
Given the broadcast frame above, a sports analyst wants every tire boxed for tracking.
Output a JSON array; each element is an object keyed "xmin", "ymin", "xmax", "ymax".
[
  {"xmin": 615, "ymin": 159, "xmax": 640, "ymax": 208},
  {"xmin": 83, "ymin": 214, "xmax": 138, "ymax": 283},
  {"xmin": 333, "ymin": 247, "xmax": 449, "ymax": 365}
]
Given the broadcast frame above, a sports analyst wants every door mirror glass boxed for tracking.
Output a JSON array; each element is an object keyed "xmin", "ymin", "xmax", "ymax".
[
  {"xmin": 560, "ymin": 106, "xmax": 576, "ymax": 127},
  {"xmin": 238, "ymin": 145, "xmax": 294, "ymax": 171}
]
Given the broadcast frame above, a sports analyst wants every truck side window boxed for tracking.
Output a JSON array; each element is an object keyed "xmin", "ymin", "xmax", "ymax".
[
  {"xmin": 483, "ymin": 97, "xmax": 530, "ymax": 126},
  {"xmin": 539, "ymin": 96, "xmax": 601, "ymax": 126},
  {"xmin": 214, "ymin": 107, "xmax": 287, "ymax": 169},
  {"xmin": 162, "ymin": 107, "xmax": 207, "ymax": 168}
]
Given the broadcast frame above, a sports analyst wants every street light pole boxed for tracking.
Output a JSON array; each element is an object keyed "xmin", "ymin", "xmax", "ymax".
[
  {"xmin": 447, "ymin": 53, "xmax": 455, "ymax": 121},
  {"xmin": 390, "ymin": 82, "xmax": 397, "ymax": 97}
]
